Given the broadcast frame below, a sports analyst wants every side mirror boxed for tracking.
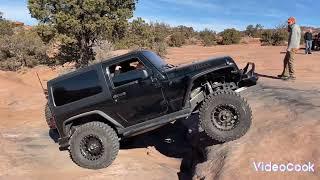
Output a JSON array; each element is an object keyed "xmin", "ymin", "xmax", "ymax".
[{"xmin": 139, "ymin": 69, "xmax": 149, "ymax": 79}]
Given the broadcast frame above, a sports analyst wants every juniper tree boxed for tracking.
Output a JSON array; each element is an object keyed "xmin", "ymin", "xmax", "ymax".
[{"xmin": 28, "ymin": 0, "xmax": 137, "ymax": 67}]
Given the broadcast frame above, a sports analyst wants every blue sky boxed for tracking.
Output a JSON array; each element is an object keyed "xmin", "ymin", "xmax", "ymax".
[{"xmin": 0, "ymin": 0, "xmax": 319, "ymax": 32}]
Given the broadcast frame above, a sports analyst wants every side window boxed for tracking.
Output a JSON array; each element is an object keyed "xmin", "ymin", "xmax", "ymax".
[
  {"xmin": 108, "ymin": 58, "xmax": 146, "ymax": 87},
  {"xmin": 53, "ymin": 70, "xmax": 102, "ymax": 106}
]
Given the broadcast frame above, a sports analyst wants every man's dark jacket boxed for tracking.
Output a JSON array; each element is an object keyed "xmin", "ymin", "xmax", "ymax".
[{"xmin": 304, "ymin": 32, "xmax": 313, "ymax": 41}]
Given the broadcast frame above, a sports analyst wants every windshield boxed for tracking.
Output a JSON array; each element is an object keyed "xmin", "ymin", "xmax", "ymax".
[{"xmin": 142, "ymin": 51, "xmax": 167, "ymax": 70}]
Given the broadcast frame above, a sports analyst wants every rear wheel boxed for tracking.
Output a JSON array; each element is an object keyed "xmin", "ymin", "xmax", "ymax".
[
  {"xmin": 69, "ymin": 122, "xmax": 119, "ymax": 169},
  {"xmin": 199, "ymin": 90, "xmax": 252, "ymax": 142}
]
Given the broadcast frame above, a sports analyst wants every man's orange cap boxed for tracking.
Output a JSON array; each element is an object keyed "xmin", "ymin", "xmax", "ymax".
[{"xmin": 288, "ymin": 17, "xmax": 296, "ymax": 24}]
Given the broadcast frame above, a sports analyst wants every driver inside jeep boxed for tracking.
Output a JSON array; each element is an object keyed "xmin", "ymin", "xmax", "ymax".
[{"xmin": 110, "ymin": 60, "xmax": 145, "ymax": 78}]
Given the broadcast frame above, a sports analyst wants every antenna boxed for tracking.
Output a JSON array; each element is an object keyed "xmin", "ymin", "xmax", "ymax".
[{"xmin": 36, "ymin": 72, "xmax": 48, "ymax": 98}]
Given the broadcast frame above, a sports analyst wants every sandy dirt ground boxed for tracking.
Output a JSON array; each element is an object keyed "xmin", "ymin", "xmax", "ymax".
[{"xmin": 0, "ymin": 44, "xmax": 319, "ymax": 180}]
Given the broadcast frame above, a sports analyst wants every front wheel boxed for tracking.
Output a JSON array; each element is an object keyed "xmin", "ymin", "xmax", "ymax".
[
  {"xmin": 199, "ymin": 90, "xmax": 252, "ymax": 142},
  {"xmin": 69, "ymin": 122, "xmax": 119, "ymax": 169}
]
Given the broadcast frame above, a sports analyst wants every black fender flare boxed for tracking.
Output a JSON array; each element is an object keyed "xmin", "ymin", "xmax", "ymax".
[
  {"xmin": 183, "ymin": 66, "xmax": 236, "ymax": 108},
  {"xmin": 62, "ymin": 110, "xmax": 125, "ymax": 135}
]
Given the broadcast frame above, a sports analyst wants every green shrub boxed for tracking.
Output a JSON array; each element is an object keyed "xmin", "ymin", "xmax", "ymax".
[
  {"xmin": 113, "ymin": 18, "xmax": 169, "ymax": 56},
  {"xmin": 35, "ymin": 24, "xmax": 57, "ymax": 44},
  {"xmin": 114, "ymin": 38, "xmax": 131, "ymax": 49},
  {"xmin": 174, "ymin": 25, "xmax": 195, "ymax": 39},
  {"xmin": 220, "ymin": 28, "xmax": 242, "ymax": 45},
  {"xmin": 168, "ymin": 32, "xmax": 185, "ymax": 47},
  {"xmin": 93, "ymin": 40, "xmax": 114, "ymax": 62},
  {"xmin": 199, "ymin": 29, "xmax": 217, "ymax": 46},
  {"xmin": 0, "ymin": 20, "xmax": 14, "ymax": 36},
  {"xmin": 272, "ymin": 29, "xmax": 288, "ymax": 46},
  {"xmin": 114, "ymin": 18, "xmax": 153, "ymax": 49},
  {"xmin": 186, "ymin": 37, "xmax": 199, "ymax": 45},
  {"xmin": 245, "ymin": 24, "xmax": 263, "ymax": 38},
  {"xmin": 150, "ymin": 41, "xmax": 167, "ymax": 57},
  {"xmin": 260, "ymin": 30, "xmax": 274, "ymax": 45},
  {"xmin": 0, "ymin": 29, "xmax": 48, "ymax": 71},
  {"xmin": 260, "ymin": 25, "xmax": 289, "ymax": 46},
  {"xmin": 129, "ymin": 18, "xmax": 152, "ymax": 47}
]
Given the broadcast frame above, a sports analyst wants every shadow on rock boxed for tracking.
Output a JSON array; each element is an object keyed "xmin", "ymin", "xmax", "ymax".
[
  {"xmin": 256, "ymin": 73, "xmax": 280, "ymax": 80},
  {"xmin": 120, "ymin": 115, "xmax": 222, "ymax": 180}
]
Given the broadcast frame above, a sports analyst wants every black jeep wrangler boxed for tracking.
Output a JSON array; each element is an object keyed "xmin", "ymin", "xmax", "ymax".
[{"xmin": 45, "ymin": 50, "xmax": 257, "ymax": 169}]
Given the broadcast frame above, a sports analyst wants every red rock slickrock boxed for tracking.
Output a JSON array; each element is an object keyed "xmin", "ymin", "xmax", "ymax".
[{"xmin": 0, "ymin": 44, "xmax": 319, "ymax": 180}]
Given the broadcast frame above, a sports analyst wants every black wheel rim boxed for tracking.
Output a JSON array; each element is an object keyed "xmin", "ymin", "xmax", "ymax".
[
  {"xmin": 80, "ymin": 135, "xmax": 104, "ymax": 161},
  {"xmin": 211, "ymin": 104, "xmax": 239, "ymax": 131}
]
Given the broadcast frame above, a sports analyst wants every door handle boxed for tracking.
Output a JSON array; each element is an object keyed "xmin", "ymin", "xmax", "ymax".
[
  {"xmin": 113, "ymin": 92, "xmax": 126, "ymax": 99},
  {"xmin": 151, "ymin": 77, "xmax": 161, "ymax": 88},
  {"xmin": 150, "ymin": 76, "xmax": 157, "ymax": 83}
]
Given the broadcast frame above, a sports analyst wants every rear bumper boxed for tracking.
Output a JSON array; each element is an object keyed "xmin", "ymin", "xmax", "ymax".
[
  {"xmin": 48, "ymin": 117, "xmax": 57, "ymax": 129},
  {"xmin": 239, "ymin": 62, "xmax": 258, "ymax": 87}
]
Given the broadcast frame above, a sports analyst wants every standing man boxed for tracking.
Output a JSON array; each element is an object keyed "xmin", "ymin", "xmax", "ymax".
[
  {"xmin": 304, "ymin": 29, "xmax": 313, "ymax": 54},
  {"xmin": 278, "ymin": 17, "xmax": 301, "ymax": 81}
]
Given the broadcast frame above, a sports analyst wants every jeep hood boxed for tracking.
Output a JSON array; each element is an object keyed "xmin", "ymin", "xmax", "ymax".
[{"xmin": 164, "ymin": 56, "xmax": 237, "ymax": 78}]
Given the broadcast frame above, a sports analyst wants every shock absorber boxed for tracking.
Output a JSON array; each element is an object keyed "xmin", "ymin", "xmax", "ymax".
[{"xmin": 205, "ymin": 81, "xmax": 213, "ymax": 94}]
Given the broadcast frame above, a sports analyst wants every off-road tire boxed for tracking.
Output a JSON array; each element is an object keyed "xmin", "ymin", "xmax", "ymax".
[
  {"xmin": 45, "ymin": 102, "xmax": 55, "ymax": 129},
  {"xmin": 199, "ymin": 90, "xmax": 252, "ymax": 142},
  {"xmin": 69, "ymin": 122, "xmax": 119, "ymax": 169}
]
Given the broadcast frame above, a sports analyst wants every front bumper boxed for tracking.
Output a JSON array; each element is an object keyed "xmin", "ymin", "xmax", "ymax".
[{"xmin": 239, "ymin": 62, "xmax": 258, "ymax": 87}]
